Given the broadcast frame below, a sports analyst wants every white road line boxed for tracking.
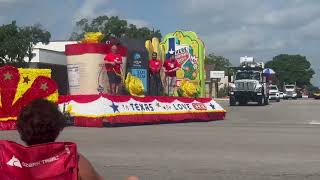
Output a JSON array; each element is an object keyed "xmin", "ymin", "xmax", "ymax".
[{"xmin": 309, "ymin": 120, "xmax": 320, "ymax": 125}]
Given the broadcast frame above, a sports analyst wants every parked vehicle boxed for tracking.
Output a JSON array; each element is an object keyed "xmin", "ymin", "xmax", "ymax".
[
  {"xmin": 313, "ymin": 91, "xmax": 320, "ymax": 99},
  {"xmin": 283, "ymin": 84, "xmax": 297, "ymax": 99},
  {"xmin": 279, "ymin": 92, "xmax": 284, "ymax": 99},
  {"xmin": 296, "ymin": 88, "xmax": 303, "ymax": 98},
  {"xmin": 269, "ymin": 85, "xmax": 280, "ymax": 102}
]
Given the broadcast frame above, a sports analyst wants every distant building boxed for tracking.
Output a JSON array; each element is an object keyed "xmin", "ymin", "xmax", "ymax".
[
  {"xmin": 240, "ymin": 56, "xmax": 254, "ymax": 64},
  {"xmin": 25, "ymin": 41, "xmax": 77, "ymax": 65},
  {"xmin": 204, "ymin": 64, "xmax": 230, "ymax": 98},
  {"xmin": 26, "ymin": 41, "xmax": 77, "ymax": 95}
]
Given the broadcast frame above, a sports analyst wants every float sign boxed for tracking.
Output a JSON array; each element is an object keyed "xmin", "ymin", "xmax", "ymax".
[{"xmin": 127, "ymin": 50, "xmax": 148, "ymax": 92}]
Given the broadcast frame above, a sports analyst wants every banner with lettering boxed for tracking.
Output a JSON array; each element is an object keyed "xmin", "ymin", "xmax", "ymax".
[{"xmin": 59, "ymin": 95, "xmax": 226, "ymax": 127}]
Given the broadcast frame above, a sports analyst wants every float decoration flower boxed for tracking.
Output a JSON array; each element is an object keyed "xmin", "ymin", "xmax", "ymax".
[
  {"xmin": 125, "ymin": 73, "xmax": 144, "ymax": 97},
  {"xmin": 81, "ymin": 32, "xmax": 104, "ymax": 43},
  {"xmin": 0, "ymin": 66, "xmax": 58, "ymax": 122},
  {"xmin": 178, "ymin": 80, "xmax": 199, "ymax": 98}
]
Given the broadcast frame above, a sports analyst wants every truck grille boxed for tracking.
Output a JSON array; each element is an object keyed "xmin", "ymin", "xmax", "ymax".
[
  {"xmin": 235, "ymin": 82, "xmax": 256, "ymax": 91},
  {"xmin": 286, "ymin": 91, "xmax": 293, "ymax": 95}
]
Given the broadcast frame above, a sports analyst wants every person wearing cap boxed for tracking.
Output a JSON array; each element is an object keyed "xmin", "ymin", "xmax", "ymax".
[
  {"xmin": 104, "ymin": 45, "xmax": 122, "ymax": 95},
  {"xmin": 163, "ymin": 52, "xmax": 180, "ymax": 96},
  {"xmin": 149, "ymin": 52, "xmax": 163, "ymax": 96}
]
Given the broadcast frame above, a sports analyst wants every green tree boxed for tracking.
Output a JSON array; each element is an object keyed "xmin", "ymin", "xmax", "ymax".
[
  {"xmin": 0, "ymin": 21, "xmax": 51, "ymax": 67},
  {"xmin": 70, "ymin": 16, "xmax": 162, "ymax": 41},
  {"xmin": 205, "ymin": 53, "xmax": 232, "ymax": 74},
  {"xmin": 21, "ymin": 24, "xmax": 51, "ymax": 63},
  {"xmin": 265, "ymin": 54, "xmax": 315, "ymax": 88}
]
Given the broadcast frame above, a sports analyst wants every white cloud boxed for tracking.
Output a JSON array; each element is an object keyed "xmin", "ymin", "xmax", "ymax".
[
  {"xmin": 0, "ymin": 16, "xmax": 5, "ymax": 24},
  {"xmin": 127, "ymin": 19, "xmax": 150, "ymax": 28},
  {"xmin": 298, "ymin": 18, "xmax": 320, "ymax": 40},
  {"xmin": 74, "ymin": 0, "xmax": 109, "ymax": 19},
  {"xmin": 73, "ymin": 0, "xmax": 151, "ymax": 29},
  {"xmin": 177, "ymin": 0, "xmax": 320, "ymax": 58},
  {"xmin": 0, "ymin": 0, "xmax": 21, "ymax": 3}
]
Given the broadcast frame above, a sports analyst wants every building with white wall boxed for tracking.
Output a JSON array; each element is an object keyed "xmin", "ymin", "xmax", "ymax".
[
  {"xmin": 25, "ymin": 41, "xmax": 77, "ymax": 95},
  {"xmin": 25, "ymin": 41, "xmax": 77, "ymax": 65}
]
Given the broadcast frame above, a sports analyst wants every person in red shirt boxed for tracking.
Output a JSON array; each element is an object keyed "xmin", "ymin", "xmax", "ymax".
[
  {"xmin": 163, "ymin": 53, "xmax": 180, "ymax": 96},
  {"xmin": 149, "ymin": 52, "xmax": 163, "ymax": 96},
  {"xmin": 104, "ymin": 45, "xmax": 122, "ymax": 95}
]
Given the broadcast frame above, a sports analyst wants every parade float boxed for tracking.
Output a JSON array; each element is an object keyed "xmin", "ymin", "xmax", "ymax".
[
  {"xmin": 58, "ymin": 31, "xmax": 225, "ymax": 127},
  {"xmin": 0, "ymin": 31, "xmax": 225, "ymax": 130},
  {"xmin": 0, "ymin": 66, "xmax": 58, "ymax": 130}
]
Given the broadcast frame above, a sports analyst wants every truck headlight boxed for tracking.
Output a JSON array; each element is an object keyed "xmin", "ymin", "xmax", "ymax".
[
  {"xmin": 256, "ymin": 87, "xmax": 262, "ymax": 92},
  {"xmin": 230, "ymin": 84, "xmax": 236, "ymax": 92}
]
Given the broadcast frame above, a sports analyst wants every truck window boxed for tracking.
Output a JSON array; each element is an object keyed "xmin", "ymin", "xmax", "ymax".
[
  {"xmin": 270, "ymin": 86, "xmax": 278, "ymax": 90},
  {"xmin": 285, "ymin": 85, "xmax": 295, "ymax": 89},
  {"xmin": 235, "ymin": 71, "xmax": 260, "ymax": 81}
]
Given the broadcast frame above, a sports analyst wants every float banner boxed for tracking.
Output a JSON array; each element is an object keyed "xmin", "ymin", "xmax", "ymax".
[{"xmin": 58, "ymin": 95, "xmax": 226, "ymax": 126}]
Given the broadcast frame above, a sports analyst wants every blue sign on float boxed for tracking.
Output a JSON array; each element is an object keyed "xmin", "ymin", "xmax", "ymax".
[{"xmin": 130, "ymin": 68, "xmax": 148, "ymax": 92}]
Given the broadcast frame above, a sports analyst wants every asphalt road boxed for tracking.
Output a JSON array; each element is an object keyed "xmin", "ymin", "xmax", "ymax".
[{"xmin": 1, "ymin": 99, "xmax": 320, "ymax": 180}]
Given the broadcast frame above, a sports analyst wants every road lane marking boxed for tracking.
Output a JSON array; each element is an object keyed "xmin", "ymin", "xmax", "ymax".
[{"xmin": 309, "ymin": 120, "xmax": 320, "ymax": 125}]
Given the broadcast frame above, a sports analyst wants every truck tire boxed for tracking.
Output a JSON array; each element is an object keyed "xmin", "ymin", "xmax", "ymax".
[
  {"xmin": 277, "ymin": 98, "xmax": 280, "ymax": 102},
  {"xmin": 258, "ymin": 96, "xmax": 264, "ymax": 106},
  {"xmin": 230, "ymin": 97, "xmax": 236, "ymax": 106}
]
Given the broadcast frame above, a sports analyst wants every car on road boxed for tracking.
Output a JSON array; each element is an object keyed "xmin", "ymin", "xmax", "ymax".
[
  {"xmin": 313, "ymin": 91, "xmax": 320, "ymax": 99},
  {"xmin": 269, "ymin": 85, "xmax": 280, "ymax": 102},
  {"xmin": 279, "ymin": 92, "xmax": 284, "ymax": 99},
  {"xmin": 283, "ymin": 84, "xmax": 297, "ymax": 99}
]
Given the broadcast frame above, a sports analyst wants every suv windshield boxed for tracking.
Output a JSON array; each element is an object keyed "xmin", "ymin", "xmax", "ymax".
[
  {"xmin": 285, "ymin": 85, "xmax": 295, "ymax": 89},
  {"xmin": 270, "ymin": 86, "xmax": 278, "ymax": 90},
  {"xmin": 236, "ymin": 71, "xmax": 260, "ymax": 80}
]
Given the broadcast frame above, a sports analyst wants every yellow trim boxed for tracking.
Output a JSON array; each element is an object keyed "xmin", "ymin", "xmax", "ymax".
[
  {"xmin": 71, "ymin": 110, "xmax": 226, "ymax": 118},
  {"xmin": 0, "ymin": 117, "xmax": 17, "ymax": 122}
]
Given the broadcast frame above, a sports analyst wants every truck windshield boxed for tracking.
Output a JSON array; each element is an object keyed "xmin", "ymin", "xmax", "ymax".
[
  {"xmin": 270, "ymin": 86, "xmax": 278, "ymax": 90},
  {"xmin": 235, "ymin": 71, "xmax": 260, "ymax": 80},
  {"xmin": 285, "ymin": 86, "xmax": 295, "ymax": 89}
]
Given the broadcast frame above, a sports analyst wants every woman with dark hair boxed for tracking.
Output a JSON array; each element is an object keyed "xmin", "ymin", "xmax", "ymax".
[
  {"xmin": 15, "ymin": 99, "xmax": 139, "ymax": 180},
  {"xmin": 16, "ymin": 99, "xmax": 103, "ymax": 180}
]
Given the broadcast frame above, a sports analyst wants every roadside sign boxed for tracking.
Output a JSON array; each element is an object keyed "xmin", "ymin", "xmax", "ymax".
[{"xmin": 210, "ymin": 71, "xmax": 225, "ymax": 79}]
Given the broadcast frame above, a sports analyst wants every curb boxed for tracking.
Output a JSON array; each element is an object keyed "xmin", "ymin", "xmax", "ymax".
[{"xmin": 214, "ymin": 98, "xmax": 229, "ymax": 101}]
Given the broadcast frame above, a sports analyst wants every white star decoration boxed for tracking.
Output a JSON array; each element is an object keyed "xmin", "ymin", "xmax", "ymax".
[{"xmin": 169, "ymin": 49, "xmax": 175, "ymax": 55}]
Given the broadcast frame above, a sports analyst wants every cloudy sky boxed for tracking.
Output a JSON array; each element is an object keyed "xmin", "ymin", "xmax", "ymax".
[{"xmin": 1, "ymin": 0, "xmax": 319, "ymax": 85}]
